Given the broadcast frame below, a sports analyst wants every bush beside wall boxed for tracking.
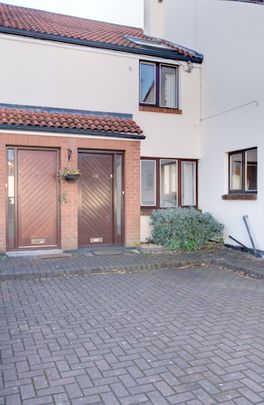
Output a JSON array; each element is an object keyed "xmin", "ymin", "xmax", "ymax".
[{"xmin": 150, "ymin": 208, "xmax": 224, "ymax": 251}]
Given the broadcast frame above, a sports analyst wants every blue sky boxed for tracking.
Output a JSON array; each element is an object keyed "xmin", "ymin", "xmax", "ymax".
[{"xmin": 2, "ymin": 0, "xmax": 144, "ymax": 27}]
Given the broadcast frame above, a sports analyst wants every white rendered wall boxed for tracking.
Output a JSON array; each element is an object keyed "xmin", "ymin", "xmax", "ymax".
[
  {"xmin": 146, "ymin": 0, "xmax": 264, "ymax": 250},
  {"xmin": 0, "ymin": 34, "xmax": 201, "ymax": 242},
  {"xmin": 0, "ymin": 35, "xmax": 200, "ymax": 158}
]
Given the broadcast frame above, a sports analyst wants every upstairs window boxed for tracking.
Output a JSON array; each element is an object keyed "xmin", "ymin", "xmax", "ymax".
[
  {"xmin": 139, "ymin": 61, "xmax": 178, "ymax": 109},
  {"xmin": 229, "ymin": 148, "xmax": 257, "ymax": 193}
]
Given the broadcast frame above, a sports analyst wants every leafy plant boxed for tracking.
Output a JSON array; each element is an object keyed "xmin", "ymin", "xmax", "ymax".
[
  {"xmin": 149, "ymin": 208, "xmax": 224, "ymax": 252},
  {"xmin": 58, "ymin": 167, "xmax": 80, "ymax": 178}
]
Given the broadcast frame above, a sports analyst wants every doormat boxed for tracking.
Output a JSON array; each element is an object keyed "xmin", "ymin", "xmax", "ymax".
[{"xmin": 93, "ymin": 250, "xmax": 124, "ymax": 256}]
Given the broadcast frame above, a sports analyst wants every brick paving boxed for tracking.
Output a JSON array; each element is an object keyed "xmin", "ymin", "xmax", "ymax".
[
  {"xmin": 1, "ymin": 264, "xmax": 264, "ymax": 404},
  {"xmin": 0, "ymin": 247, "xmax": 264, "ymax": 281}
]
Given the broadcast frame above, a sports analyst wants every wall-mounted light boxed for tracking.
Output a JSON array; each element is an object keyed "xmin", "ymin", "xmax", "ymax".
[
  {"xmin": 185, "ymin": 61, "xmax": 193, "ymax": 73},
  {"xmin": 68, "ymin": 148, "xmax": 72, "ymax": 161}
]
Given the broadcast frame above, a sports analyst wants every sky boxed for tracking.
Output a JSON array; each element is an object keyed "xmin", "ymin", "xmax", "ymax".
[{"xmin": 2, "ymin": 0, "xmax": 144, "ymax": 27}]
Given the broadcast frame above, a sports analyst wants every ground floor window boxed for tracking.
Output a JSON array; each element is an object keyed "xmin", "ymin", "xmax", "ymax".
[
  {"xmin": 141, "ymin": 158, "xmax": 197, "ymax": 208},
  {"xmin": 229, "ymin": 148, "xmax": 257, "ymax": 193}
]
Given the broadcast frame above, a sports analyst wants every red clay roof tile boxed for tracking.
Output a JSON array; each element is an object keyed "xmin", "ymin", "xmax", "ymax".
[
  {"xmin": 0, "ymin": 106, "xmax": 144, "ymax": 137},
  {"xmin": 0, "ymin": 2, "xmax": 200, "ymax": 60}
]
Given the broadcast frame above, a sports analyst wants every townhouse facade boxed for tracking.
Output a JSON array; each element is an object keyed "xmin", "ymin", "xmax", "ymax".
[{"xmin": 0, "ymin": 3, "xmax": 203, "ymax": 253}]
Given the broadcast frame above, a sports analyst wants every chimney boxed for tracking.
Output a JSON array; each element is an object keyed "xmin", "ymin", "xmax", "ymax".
[{"xmin": 144, "ymin": 0, "xmax": 164, "ymax": 37}]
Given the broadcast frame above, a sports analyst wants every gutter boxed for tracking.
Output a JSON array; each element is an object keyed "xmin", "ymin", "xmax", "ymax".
[{"xmin": 0, "ymin": 26, "xmax": 204, "ymax": 64}]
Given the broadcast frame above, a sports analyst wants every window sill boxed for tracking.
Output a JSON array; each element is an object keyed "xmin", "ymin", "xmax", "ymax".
[
  {"xmin": 139, "ymin": 105, "xmax": 182, "ymax": 114},
  {"xmin": 222, "ymin": 194, "xmax": 257, "ymax": 201}
]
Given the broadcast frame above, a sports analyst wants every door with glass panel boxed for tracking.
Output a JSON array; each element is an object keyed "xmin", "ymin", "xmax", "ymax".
[
  {"xmin": 7, "ymin": 148, "xmax": 59, "ymax": 250},
  {"xmin": 78, "ymin": 151, "xmax": 124, "ymax": 246}
]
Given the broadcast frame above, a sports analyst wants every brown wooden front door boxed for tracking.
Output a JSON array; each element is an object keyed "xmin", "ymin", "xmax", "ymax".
[
  {"xmin": 78, "ymin": 151, "xmax": 123, "ymax": 247},
  {"xmin": 7, "ymin": 148, "xmax": 59, "ymax": 250}
]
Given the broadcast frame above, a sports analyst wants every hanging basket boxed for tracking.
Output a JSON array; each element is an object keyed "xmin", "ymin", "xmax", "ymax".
[
  {"xmin": 63, "ymin": 173, "xmax": 80, "ymax": 182},
  {"xmin": 58, "ymin": 168, "xmax": 81, "ymax": 182}
]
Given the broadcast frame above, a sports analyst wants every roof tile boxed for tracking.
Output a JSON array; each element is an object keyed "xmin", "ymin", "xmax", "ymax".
[
  {"xmin": 0, "ymin": 2, "xmax": 201, "ymax": 60},
  {"xmin": 0, "ymin": 106, "xmax": 144, "ymax": 137}
]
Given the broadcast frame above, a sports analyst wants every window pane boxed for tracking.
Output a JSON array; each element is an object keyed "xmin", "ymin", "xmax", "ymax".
[
  {"xmin": 141, "ymin": 160, "xmax": 156, "ymax": 206},
  {"xmin": 245, "ymin": 149, "xmax": 257, "ymax": 191},
  {"xmin": 7, "ymin": 148, "xmax": 15, "ymax": 249},
  {"xmin": 140, "ymin": 63, "xmax": 156, "ymax": 104},
  {"xmin": 230, "ymin": 153, "xmax": 242, "ymax": 190},
  {"xmin": 115, "ymin": 154, "xmax": 122, "ymax": 242},
  {"xmin": 160, "ymin": 65, "xmax": 177, "ymax": 108},
  {"xmin": 181, "ymin": 162, "xmax": 196, "ymax": 206},
  {"xmin": 160, "ymin": 159, "xmax": 178, "ymax": 207}
]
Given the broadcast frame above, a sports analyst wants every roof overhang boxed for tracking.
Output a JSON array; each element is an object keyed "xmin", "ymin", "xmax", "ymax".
[{"xmin": 0, "ymin": 26, "xmax": 204, "ymax": 64}]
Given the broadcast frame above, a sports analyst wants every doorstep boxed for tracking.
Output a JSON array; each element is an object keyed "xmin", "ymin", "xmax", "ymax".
[{"xmin": 6, "ymin": 249, "xmax": 63, "ymax": 257}]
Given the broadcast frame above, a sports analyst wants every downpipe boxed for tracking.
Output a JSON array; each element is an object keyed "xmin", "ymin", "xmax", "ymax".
[{"xmin": 227, "ymin": 215, "xmax": 263, "ymax": 258}]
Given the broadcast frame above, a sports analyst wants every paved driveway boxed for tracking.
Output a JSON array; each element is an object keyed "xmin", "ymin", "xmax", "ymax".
[{"xmin": 1, "ymin": 266, "xmax": 264, "ymax": 405}]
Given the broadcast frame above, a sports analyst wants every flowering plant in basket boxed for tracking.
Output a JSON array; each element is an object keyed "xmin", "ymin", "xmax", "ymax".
[{"xmin": 58, "ymin": 168, "xmax": 81, "ymax": 182}]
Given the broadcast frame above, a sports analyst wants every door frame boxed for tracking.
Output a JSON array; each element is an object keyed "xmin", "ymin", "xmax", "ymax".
[
  {"xmin": 78, "ymin": 149, "xmax": 125, "ymax": 247},
  {"xmin": 6, "ymin": 146, "xmax": 60, "ymax": 251}
]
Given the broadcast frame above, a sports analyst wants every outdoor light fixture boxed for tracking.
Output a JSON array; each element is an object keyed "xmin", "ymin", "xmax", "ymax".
[
  {"xmin": 186, "ymin": 60, "xmax": 193, "ymax": 73},
  {"xmin": 68, "ymin": 148, "xmax": 72, "ymax": 161}
]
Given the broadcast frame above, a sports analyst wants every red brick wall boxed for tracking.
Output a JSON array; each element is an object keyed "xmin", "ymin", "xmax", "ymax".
[{"xmin": 0, "ymin": 132, "xmax": 141, "ymax": 252}]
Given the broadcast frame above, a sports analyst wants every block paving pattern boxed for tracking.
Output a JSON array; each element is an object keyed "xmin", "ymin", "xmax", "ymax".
[
  {"xmin": 1, "ymin": 248, "xmax": 264, "ymax": 281},
  {"xmin": 1, "ymin": 265, "xmax": 264, "ymax": 404}
]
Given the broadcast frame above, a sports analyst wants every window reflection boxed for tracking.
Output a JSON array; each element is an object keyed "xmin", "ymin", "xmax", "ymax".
[
  {"xmin": 245, "ymin": 149, "xmax": 257, "ymax": 191},
  {"xmin": 7, "ymin": 148, "xmax": 15, "ymax": 249},
  {"xmin": 140, "ymin": 63, "xmax": 156, "ymax": 104},
  {"xmin": 181, "ymin": 162, "xmax": 196, "ymax": 206},
  {"xmin": 115, "ymin": 154, "xmax": 122, "ymax": 241},
  {"xmin": 160, "ymin": 159, "xmax": 178, "ymax": 207},
  {"xmin": 230, "ymin": 153, "xmax": 242, "ymax": 190},
  {"xmin": 141, "ymin": 160, "xmax": 156, "ymax": 206},
  {"xmin": 160, "ymin": 66, "xmax": 177, "ymax": 108}
]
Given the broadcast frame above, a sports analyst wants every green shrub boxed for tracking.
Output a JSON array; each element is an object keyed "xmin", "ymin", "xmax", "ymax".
[{"xmin": 149, "ymin": 208, "xmax": 224, "ymax": 251}]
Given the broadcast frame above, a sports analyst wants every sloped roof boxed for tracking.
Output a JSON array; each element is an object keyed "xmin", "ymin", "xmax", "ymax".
[
  {"xmin": 0, "ymin": 104, "xmax": 145, "ymax": 139},
  {"xmin": 0, "ymin": 2, "xmax": 203, "ymax": 63}
]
